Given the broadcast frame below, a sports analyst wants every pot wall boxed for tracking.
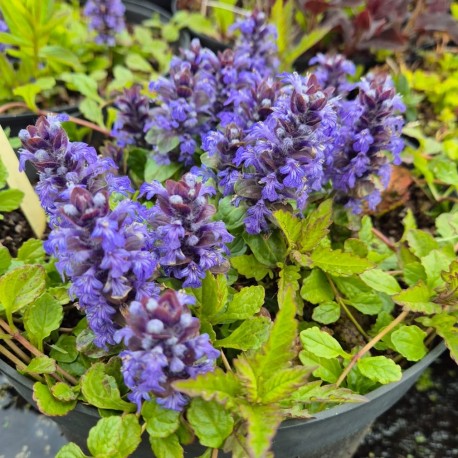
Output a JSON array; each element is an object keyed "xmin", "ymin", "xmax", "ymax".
[{"xmin": 0, "ymin": 343, "xmax": 445, "ymax": 458}]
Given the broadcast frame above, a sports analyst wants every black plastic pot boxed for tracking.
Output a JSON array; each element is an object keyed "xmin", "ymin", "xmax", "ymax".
[
  {"xmin": 0, "ymin": 343, "xmax": 445, "ymax": 458},
  {"xmin": 0, "ymin": 0, "xmax": 173, "ymax": 137},
  {"xmin": 141, "ymin": 0, "xmax": 172, "ymax": 13}
]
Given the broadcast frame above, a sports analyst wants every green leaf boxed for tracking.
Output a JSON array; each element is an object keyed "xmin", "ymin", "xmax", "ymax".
[
  {"xmin": 0, "ymin": 265, "xmax": 46, "ymax": 321},
  {"xmin": 299, "ymin": 199, "xmax": 333, "ymax": 252},
  {"xmin": 81, "ymin": 363, "xmax": 135, "ymax": 412},
  {"xmin": 300, "ymin": 269, "xmax": 334, "ymax": 304},
  {"xmin": 406, "ymin": 229, "xmax": 439, "ymax": 258},
  {"xmin": 393, "ymin": 281, "xmax": 439, "ymax": 314},
  {"xmin": 51, "ymin": 382, "xmax": 79, "ymax": 402},
  {"xmin": 87, "ymin": 415, "xmax": 141, "ymax": 458},
  {"xmin": 300, "ymin": 327, "xmax": 349, "ymax": 359},
  {"xmin": 144, "ymin": 157, "xmax": 181, "ymax": 183},
  {"xmin": 194, "ymin": 272, "xmax": 228, "ymax": 322},
  {"xmin": 17, "ymin": 239, "xmax": 45, "ymax": 264},
  {"xmin": 403, "ymin": 262, "xmax": 427, "ymax": 286},
  {"xmin": 0, "ymin": 245, "xmax": 11, "ymax": 275},
  {"xmin": 430, "ymin": 156, "xmax": 458, "ymax": 185},
  {"xmin": 187, "ymin": 398, "xmax": 234, "ymax": 448},
  {"xmin": 299, "ymin": 350, "xmax": 342, "ymax": 384},
  {"xmin": 215, "ymin": 196, "xmax": 246, "ymax": 231},
  {"xmin": 23, "ymin": 356, "xmax": 56, "ymax": 374},
  {"xmin": 274, "ymin": 210, "xmax": 302, "ymax": 249},
  {"xmin": 12, "ymin": 78, "xmax": 56, "ymax": 111},
  {"xmin": 173, "ymin": 368, "xmax": 242, "ymax": 406},
  {"xmin": 357, "ymin": 356, "xmax": 402, "ymax": 384},
  {"xmin": 141, "ymin": 399, "xmax": 180, "ymax": 438},
  {"xmin": 33, "ymin": 382, "xmax": 77, "ymax": 416},
  {"xmin": 215, "ymin": 317, "xmax": 271, "ymax": 351},
  {"xmin": 277, "ymin": 263, "xmax": 302, "ymax": 310},
  {"xmin": 421, "ymin": 250, "xmax": 452, "ymax": 289},
  {"xmin": 391, "ymin": 325, "xmax": 427, "ymax": 362},
  {"xmin": 239, "ymin": 404, "xmax": 282, "ymax": 458},
  {"xmin": 0, "ymin": 189, "xmax": 24, "ymax": 212},
  {"xmin": 24, "ymin": 293, "xmax": 63, "ymax": 351},
  {"xmin": 310, "ymin": 247, "xmax": 374, "ymax": 277},
  {"xmin": 50, "ymin": 335, "xmax": 78, "ymax": 363},
  {"xmin": 55, "ymin": 443, "xmax": 88, "ymax": 458},
  {"xmin": 348, "ymin": 292, "xmax": 386, "ymax": 315},
  {"xmin": 79, "ymin": 98, "xmax": 104, "ymax": 126},
  {"xmin": 243, "ymin": 230, "xmax": 287, "ymax": 267},
  {"xmin": 360, "ymin": 269, "xmax": 402, "ymax": 295},
  {"xmin": 213, "ymin": 285, "xmax": 265, "ymax": 324},
  {"xmin": 231, "ymin": 255, "xmax": 271, "ymax": 281},
  {"xmin": 312, "ymin": 301, "xmax": 340, "ymax": 324},
  {"xmin": 39, "ymin": 46, "xmax": 81, "ymax": 70},
  {"xmin": 260, "ymin": 366, "xmax": 311, "ymax": 403},
  {"xmin": 435, "ymin": 211, "xmax": 458, "ymax": 241},
  {"xmin": 60, "ymin": 73, "xmax": 102, "ymax": 102},
  {"xmin": 125, "ymin": 53, "xmax": 153, "ymax": 72},
  {"xmin": 150, "ymin": 433, "xmax": 184, "ymax": 458}
]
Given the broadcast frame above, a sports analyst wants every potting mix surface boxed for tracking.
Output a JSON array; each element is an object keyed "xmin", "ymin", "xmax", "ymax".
[{"xmin": 0, "ymin": 351, "xmax": 456, "ymax": 457}]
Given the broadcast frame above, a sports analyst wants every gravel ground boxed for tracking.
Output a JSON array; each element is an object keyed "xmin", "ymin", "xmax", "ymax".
[{"xmin": 0, "ymin": 351, "xmax": 456, "ymax": 458}]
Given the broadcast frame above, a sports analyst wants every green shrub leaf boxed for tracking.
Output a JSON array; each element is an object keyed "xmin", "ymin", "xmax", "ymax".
[
  {"xmin": 141, "ymin": 399, "xmax": 180, "ymax": 438},
  {"xmin": 150, "ymin": 433, "xmax": 184, "ymax": 458},
  {"xmin": 300, "ymin": 327, "xmax": 349, "ymax": 359},
  {"xmin": 215, "ymin": 317, "xmax": 271, "ymax": 351},
  {"xmin": 360, "ymin": 269, "xmax": 402, "ymax": 295},
  {"xmin": 312, "ymin": 301, "xmax": 340, "ymax": 324},
  {"xmin": 301, "ymin": 269, "xmax": 334, "ymax": 304},
  {"xmin": 357, "ymin": 356, "xmax": 402, "ymax": 384},
  {"xmin": 310, "ymin": 247, "xmax": 374, "ymax": 277},
  {"xmin": 231, "ymin": 254, "xmax": 271, "ymax": 281},
  {"xmin": 33, "ymin": 382, "xmax": 76, "ymax": 416},
  {"xmin": 391, "ymin": 325, "xmax": 427, "ymax": 361},
  {"xmin": 23, "ymin": 356, "xmax": 56, "ymax": 374}
]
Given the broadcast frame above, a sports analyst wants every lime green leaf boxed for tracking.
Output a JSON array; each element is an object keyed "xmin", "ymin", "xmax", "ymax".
[
  {"xmin": 300, "ymin": 269, "xmax": 334, "ymax": 304},
  {"xmin": 141, "ymin": 399, "xmax": 180, "ymax": 438},
  {"xmin": 150, "ymin": 433, "xmax": 184, "ymax": 458},
  {"xmin": 406, "ymin": 229, "xmax": 439, "ymax": 258},
  {"xmin": 357, "ymin": 356, "xmax": 402, "ymax": 384},
  {"xmin": 300, "ymin": 327, "xmax": 349, "ymax": 359},
  {"xmin": 24, "ymin": 293, "xmax": 63, "ymax": 351},
  {"xmin": 17, "ymin": 239, "xmax": 45, "ymax": 264},
  {"xmin": 312, "ymin": 301, "xmax": 340, "ymax": 324},
  {"xmin": 187, "ymin": 398, "xmax": 234, "ymax": 448},
  {"xmin": 299, "ymin": 199, "xmax": 333, "ymax": 252},
  {"xmin": 79, "ymin": 98, "xmax": 104, "ymax": 126},
  {"xmin": 231, "ymin": 254, "xmax": 271, "ymax": 281},
  {"xmin": 51, "ymin": 382, "xmax": 79, "ymax": 402},
  {"xmin": 277, "ymin": 264, "xmax": 302, "ymax": 310},
  {"xmin": 81, "ymin": 363, "xmax": 135, "ymax": 412},
  {"xmin": 39, "ymin": 46, "xmax": 81, "ymax": 70},
  {"xmin": 213, "ymin": 285, "xmax": 265, "ymax": 324},
  {"xmin": 243, "ymin": 230, "xmax": 287, "ymax": 267},
  {"xmin": 50, "ymin": 335, "xmax": 78, "ymax": 363},
  {"xmin": 0, "ymin": 189, "xmax": 24, "ymax": 212},
  {"xmin": 194, "ymin": 272, "xmax": 228, "ymax": 322},
  {"xmin": 233, "ymin": 356, "xmax": 258, "ymax": 402},
  {"xmin": 214, "ymin": 196, "xmax": 246, "ymax": 231},
  {"xmin": 55, "ymin": 442, "xmax": 88, "ymax": 458},
  {"xmin": 87, "ymin": 415, "xmax": 141, "ymax": 458},
  {"xmin": 393, "ymin": 281, "xmax": 439, "ymax": 314},
  {"xmin": 310, "ymin": 247, "xmax": 374, "ymax": 277},
  {"xmin": 33, "ymin": 382, "xmax": 76, "ymax": 416},
  {"xmin": 0, "ymin": 245, "xmax": 11, "ymax": 275},
  {"xmin": 348, "ymin": 292, "xmax": 385, "ymax": 315},
  {"xmin": 274, "ymin": 210, "xmax": 302, "ymax": 249},
  {"xmin": 47, "ymin": 286, "xmax": 71, "ymax": 306},
  {"xmin": 360, "ymin": 269, "xmax": 402, "ymax": 295},
  {"xmin": 421, "ymin": 250, "xmax": 452, "ymax": 289},
  {"xmin": 126, "ymin": 53, "xmax": 153, "ymax": 72},
  {"xmin": 435, "ymin": 211, "xmax": 458, "ymax": 241},
  {"xmin": 23, "ymin": 356, "xmax": 56, "ymax": 374},
  {"xmin": 299, "ymin": 350, "xmax": 342, "ymax": 384},
  {"xmin": 391, "ymin": 325, "xmax": 427, "ymax": 361},
  {"xmin": 60, "ymin": 73, "xmax": 102, "ymax": 102},
  {"xmin": 403, "ymin": 262, "xmax": 427, "ymax": 286},
  {"xmin": 0, "ymin": 265, "xmax": 46, "ymax": 319},
  {"xmin": 12, "ymin": 78, "xmax": 56, "ymax": 111},
  {"xmin": 173, "ymin": 368, "xmax": 242, "ymax": 406},
  {"xmin": 430, "ymin": 156, "xmax": 458, "ymax": 185},
  {"xmin": 239, "ymin": 404, "xmax": 282, "ymax": 458},
  {"xmin": 260, "ymin": 366, "xmax": 311, "ymax": 403},
  {"xmin": 144, "ymin": 157, "xmax": 181, "ymax": 183},
  {"xmin": 215, "ymin": 316, "xmax": 271, "ymax": 351}
]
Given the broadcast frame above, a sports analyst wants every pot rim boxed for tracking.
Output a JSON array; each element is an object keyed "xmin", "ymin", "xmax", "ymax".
[{"xmin": 0, "ymin": 341, "xmax": 446, "ymax": 428}]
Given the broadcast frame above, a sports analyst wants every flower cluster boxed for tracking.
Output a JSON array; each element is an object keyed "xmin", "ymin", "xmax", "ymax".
[
  {"xmin": 143, "ymin": 11, "xmax": 279, "ymax": 166},
  {"xmin": 330, "ymin": 73, "xmax": 405, "ymax": 212},
  {"xmin": 112, "ymin": 85, "xmax": 152, "ymax": 148},
  {"xmin": 18, "ymin": 115, "xmax": 115, "ymax": 218},
  {"xmin": 19, "ymin": 115, "xmax": 156, "ymax": 348},
  {"xmin": 83, "ymin": 0, "xmax": 126, "ymax": 46},
  {"xmin": 141, "ymin": 174, "xmax": 233, "ymax": 287},
  {"xmin": 116, "ymin": 290, "xmax": 219, "ymax": 411}
]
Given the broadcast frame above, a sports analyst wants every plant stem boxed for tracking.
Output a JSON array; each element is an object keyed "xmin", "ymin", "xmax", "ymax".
[
  {"xmin": 0, "ymin": 102, "xmax": 111, "ymax": 137},
  {"xmin": 371, "ymin": 227, "xmax": 396, "ymax": 252},
  {"xmin": 326, "ymin": 274, "xmax": 369, "ymax": 341},
  {"xmin": 0, "ymin": 344, "xmax": 42, "ymax": 383},
  {"xmin": 335, "ymin": 310, "xmax": 408, "ymax": 387},
  {"xmin": 220, "ymin": 350, "xmax": 233, "ymax": 372},
  {"xmin": 211, "ymin": 448, "xmax": 219, "ymax": 458},
  {"xmin": 1, "ymin": 336, "xmax": 31, "ymax": 364},
  {"xmin": 0, "ymin": 319, "xmax": 78, "ymax": 386}
]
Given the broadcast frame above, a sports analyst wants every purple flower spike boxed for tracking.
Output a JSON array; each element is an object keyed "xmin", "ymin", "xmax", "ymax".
[
  {"xmin": 112, "ymin": 85, "xmax": 152, "ymax": 148},
  {"xmin": 83, "ymin": 0, "xmax": 126, "ymax": 46},
  {"xmin": 141, "ymin": 174, "xmax": 233, "ymax": 287},
  {"xmin": 0, "ymin": 12, "xmax": 9, "ymax": 52},
  {"xmin": 116, "ymin": 290, "xmax": 219, "ymax": 411}
]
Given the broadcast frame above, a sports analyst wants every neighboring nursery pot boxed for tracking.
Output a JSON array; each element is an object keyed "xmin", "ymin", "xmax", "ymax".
[
  {"xmin": 0, "ymin": 0, "xmax": 172, "ymax": 137},
  {"xmin": 0, "ymin": 343, "xmax": 446, "ymax": 458}
]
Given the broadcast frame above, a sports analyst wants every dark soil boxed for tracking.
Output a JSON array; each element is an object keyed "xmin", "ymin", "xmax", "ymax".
[{"xmin": 0, "ymin": 210, "xmax": 34, "ymax": 257}]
